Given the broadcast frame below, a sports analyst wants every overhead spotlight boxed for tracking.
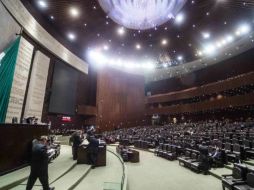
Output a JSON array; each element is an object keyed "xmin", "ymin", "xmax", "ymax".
[
  {"xmin": 142, "ymin": 61, "xmax": 155, "ymax": 70},
  {"xmin": 116, "ymin": 59, "xmax": 123, "ymax": 67},
  {"xmin": 67, "ymin": 32, "xmax": 76, "ymax": 41},
  {"xmin": 197, "ymin": 51, "xmax": 203, "ymax": 56},
  {"xmin": 177, "ymin": 55, "xmax": 183, "ymax": 61},
  {"xmin": 204, "ymin": 44, "xmax": 216, "ymax": 55},
  {"xmin": 38, "ymin": 0, "xmax": 47, "ymax": 9},
  {"xmin": 69, "ymin": 7, "xmax": 80, "ymax": 18},
  {"xmin": 103, "ymin": 45, "xmax": 109, "ymax": 50},
  {"xmin": 216, "ymin": 42, "xmax": 222, "ymax": 48},
  {"xmin": 161, "ymin": 39, "xmax": 168, "ymax": 46},
  {"xmin": 125, "ymin": 62, "xmax": 135, "ymax": 69},
  {"xmin": 221, "ymin": 39, "xmax": 227, "ymax": 45},
  {"xmin": 135, "ymin": 43, "xmax": 141, "ymax": 50},
  {"xmin": 226, "ymin": 35, "xmax": 234, "ymax": 43},
  {"xmin": 117, "ymin": 27, "xmax": 125, "ymax": 36},
  {"xmin": 202, "ymin": 32, "xmax": 210, "ymax": 39},
  {"xmin": 236, "ymin": 24, "xmax": 251, "ymax": 36},
  {"xmin": 175, "ymin": 13, "xmax": 185, "ymax": 24}
]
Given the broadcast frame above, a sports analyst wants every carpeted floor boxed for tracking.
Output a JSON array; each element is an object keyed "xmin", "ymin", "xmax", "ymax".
[
  {"xmin": 11, "ymin": 145, "xmax": 77, "ymax": 190},
  {"xmin": 126, "ymin": 150, "xmax": 222, "ymax": 190},
  {"xmin": 74, "ymin": 148, "xmax": 123, "ymax": 190},
  {"xmin": 2, "ymin": 144, "xmax": 226, "ymax": 190}
]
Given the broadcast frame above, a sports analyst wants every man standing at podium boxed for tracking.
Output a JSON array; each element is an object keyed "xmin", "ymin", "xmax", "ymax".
[
  {"xmin": 71, "ymin": 131, "xmax": 83, "ymax": 160},
  {"xmin": 87, "ymin": 127, "xmax": 99, "ymax": 169}
]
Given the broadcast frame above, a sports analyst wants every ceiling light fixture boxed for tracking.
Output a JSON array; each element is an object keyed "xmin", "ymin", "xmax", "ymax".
[
  {"xmin": 177, "ymin": 55, "xmax": 183, "ymax": 61},
  {"xmin": 69, "ymin": 7, "xmax": 80, "ymax": 18},
  {"xmin": 175, "ymin": 13, "xmax": 185, "ymax": 24},
  {"xmin": 236, "ymin": 24, "xmax": 251, "ymax": 36},
  {"xmin": 38, "ymin": 0, "xmax": 47, "ymax": 9},
  {"xmin": 161, "ymin": 39, "xmax": 168, "ymax": 46},
  {"xmin": 103, "ymin": 45, "xmax": 109, "ymax": 50},
  {"xmin": 117, "ymin": 27, "xmax": 125, "ymax": 36},
  {"xmin": 98, "ymin": 0, "xmax": 187, "ymax": 30},
  {"xmin": 136, "ymin": 44, "xmax": 141, "ymax": 50},
  {"xmin": 67, "ymin": 32, "xmax": 76, "ymax": 41},
  {"xmin": 202, "ymin": 32, "xmax": 210, "ymax": 39}
]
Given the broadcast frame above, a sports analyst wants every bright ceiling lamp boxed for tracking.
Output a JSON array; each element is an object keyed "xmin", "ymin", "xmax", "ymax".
[{"xmin": 98, "ymin": 0, "xmax": 187, "ymax": 30}]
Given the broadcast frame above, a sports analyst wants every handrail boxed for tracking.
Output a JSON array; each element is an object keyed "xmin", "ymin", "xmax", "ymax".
[{"xmin": 107, "ymin": 148, "xmax": 128, "ymax": 190}]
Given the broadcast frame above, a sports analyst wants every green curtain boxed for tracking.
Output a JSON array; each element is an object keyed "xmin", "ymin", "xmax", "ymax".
[{"xmin": 0, "ymin": 37, "xmax": 21, "ymax": 123}]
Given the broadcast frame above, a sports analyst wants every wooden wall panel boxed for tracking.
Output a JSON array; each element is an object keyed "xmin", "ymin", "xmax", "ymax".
[
  {"xmin": 0, "ymin": 124, "xmax": 48, "ymax": 175},
  {"xmin": 96, "ymin": 68, "xmax": 145, "ymax": 131}
]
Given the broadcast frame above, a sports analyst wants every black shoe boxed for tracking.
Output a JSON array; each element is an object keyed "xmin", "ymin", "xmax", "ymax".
[
  {"xmin": 91, "ymin": 165, "xmax": 96, "ymax": 169},
  {"xmin": 49, "ymin": 187, "xmax": 55, "ymax": 190}
]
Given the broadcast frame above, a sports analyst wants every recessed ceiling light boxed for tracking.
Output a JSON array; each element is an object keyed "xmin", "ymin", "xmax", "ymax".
[
  {"xmin": 117, "ymin": 27, "xmax": 125, "ymax": 36},
  {"xmin": 175, "ymin": 13, "xmax": 185, "ymax": 24},
  {"xmin": 204, "ymin": 44, "xmax": 216, "ymax": 55},
  {"xmin": 38, "ymin": 0, "xmax": 47, "ymax": 9},
  {"xmin": 177, "ymin": 55, "xmax": 183, "ymax": 61},
  {"xmin": 67, "ymin": 32, "xmax": 76, "ymax": 41},
  {"xmin": 103, "ymin": 45, "xmax": 109, "ymax": 50},
  {"xmin": 202, "ymin": 32, "xmax": 210, "ymax": 39},
  {"xmin": 50, "ymin": 15, "xmax": 54, "ymax": 20},
  {"xmin": 236, "ymin": 24, "xmax": 251, "ymax": 36},
  {"xmin": 161, "ymin": 39, "xmax": 168, "ymax": 46},
  {"xmin": 135, "ymin": 43, "xmax": 141, "ymax": 50},
  {"xmin": 69, "ymin": 7, "xmax": 80, "ymax": 18},
  {"xmin": 226, "ymin": 35, "xmax": 234, "ymax": 43}
]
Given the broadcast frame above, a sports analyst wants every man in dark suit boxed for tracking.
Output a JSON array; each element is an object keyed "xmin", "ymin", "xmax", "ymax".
[
  {"xmin": 87, "ymin": 135, "xmax": 99, "ymax": 169},
  {"xmin": 26, "ymin": 137, "xmax": 54, "ymax": 190},
  {"xmin": 198, "ymin": 142, "xmax": 210, "ymax": 174},
  {"xmin": 70, "ymin": 131, "xmax": 83, "ymax": 160}
]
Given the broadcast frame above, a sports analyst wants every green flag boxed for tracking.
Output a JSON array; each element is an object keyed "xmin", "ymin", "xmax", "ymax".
[{"xmin": 0, "ymin": 37, "xmax": 21, "ymax": 123}]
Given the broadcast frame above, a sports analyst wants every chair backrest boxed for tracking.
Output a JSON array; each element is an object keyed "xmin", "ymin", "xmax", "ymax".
[
  {"xmin": 232, "ymin": 167, "xmax": 243, "ymax": 179},
  {"xmin": 234, "ymin": 163, "xmax": 248, "ymax": 180},
  {"xmin": 217, "ymin": 141, "xmax": 223, "ymax": 149},
  {"xmin": 191, "ymin": 153, "xmax": 197, "ymax": 159},
  {"xmin": 247, "ymin": 173, "xmax": 254, "ymax": 187},
  {"xmin": 167, "ymin": 145, "xmax": 172, "ymax": 152},
  {"xmin": 244, "ymin": 140, "xmax": 250, "ymax": 148},
  {"xmin": 232, "ymin": 138, "xmax": 238, "ymax": 144},
  {"xmin": 185, "ymin": 151, "xmax": 191, "ymax": 157},
  {"xmin": 233, "ymin": 144, "xmax": 240, "ymax": 153},
  {"xmin": 225, "ymin": 143, "xmax": 232, "ymax": 151}
]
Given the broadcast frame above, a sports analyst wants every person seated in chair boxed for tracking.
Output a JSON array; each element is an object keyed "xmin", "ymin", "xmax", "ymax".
[
  {"xmin": 209, "ymin": 147, "xmax": 223, "ymax": 167},
  {"xmin": 26, "ymin": 137, "xmax": 54, "ymax": 190},
  {"xmin": 211, "ymin": 147, "xmax": 222, "ymax": 160}
]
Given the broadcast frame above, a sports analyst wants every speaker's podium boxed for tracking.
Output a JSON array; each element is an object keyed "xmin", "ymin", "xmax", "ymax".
[{"xmin": 77, "ymin": 141, "xmax": 106, "ymax": 166}]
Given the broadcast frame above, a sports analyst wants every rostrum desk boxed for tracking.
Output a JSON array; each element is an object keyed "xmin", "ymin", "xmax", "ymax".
[{"xmin": 77, "ymin": 143, "xmax": 106, "ymax": 166}]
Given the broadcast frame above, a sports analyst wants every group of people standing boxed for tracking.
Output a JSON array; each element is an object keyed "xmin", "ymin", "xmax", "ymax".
[
  {"xmin": 70, "ymin": 127, "xmax": 100, "ymax": 169},
  {"xmin": 26, "ymin": 127, "xmax": 99, "ymax": 190}
]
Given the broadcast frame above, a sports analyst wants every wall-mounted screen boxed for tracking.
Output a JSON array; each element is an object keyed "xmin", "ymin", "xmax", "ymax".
[{"xmin": 49, "ymin": 60, "xmax": 78, "ymax": 115}]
